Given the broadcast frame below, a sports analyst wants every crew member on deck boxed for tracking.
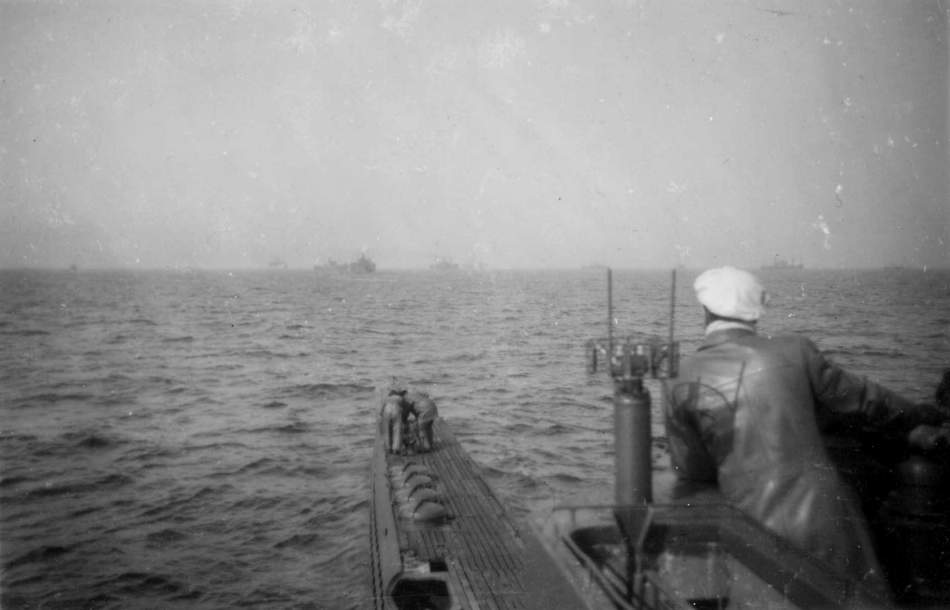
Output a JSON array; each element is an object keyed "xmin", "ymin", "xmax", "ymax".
[
  {"xmin": 380, "ymin": 389, "xmax": 410, "ymax": 454},
  {"xmin": 404, "ymin": 390, "xmax": 439, "ymax": 452},
  {"xmin": 663, "ymin": 266, "xmax": 950, "ymax": 596}
]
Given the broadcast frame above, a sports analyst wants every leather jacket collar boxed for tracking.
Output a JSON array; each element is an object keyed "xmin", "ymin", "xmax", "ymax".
[{"xmin": 699, "ymin": 326, "xmax": 757, "ymax": 350}]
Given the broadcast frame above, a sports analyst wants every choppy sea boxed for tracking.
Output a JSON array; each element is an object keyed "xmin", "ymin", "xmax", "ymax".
[{"xmin": 1, "ymin": 267, "xmax": 948, "ymax": 609}]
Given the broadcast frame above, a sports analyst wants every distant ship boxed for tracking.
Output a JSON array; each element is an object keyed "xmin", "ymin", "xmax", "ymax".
[
  {"xmin": 347, "ymin": 254, "xmax": 377, "ymax": 273},
  {"xmin": 761, "ymin": 255, "xmax": 803, "ymax": 270},
  {"xmin": 316, "ymin": 254, "xmax": 376, "ymax": 274},
  {"xmin": 429, "ymin": 258, "xmax": 459, "ymax": 272},
  {"xmin": 268, "ymin": 258, "xmax": 288, "ymax": 269}
]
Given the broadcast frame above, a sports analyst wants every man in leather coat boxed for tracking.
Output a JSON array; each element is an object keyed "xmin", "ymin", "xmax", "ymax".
[{"xmin": 663, "ymin": 266, "xmax": 948, "ymax": 596}]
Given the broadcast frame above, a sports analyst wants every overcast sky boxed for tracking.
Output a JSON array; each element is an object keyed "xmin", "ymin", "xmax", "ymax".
[{"xmin": 1, "ymin": 0, "xmax": 947, "ymax": 270}]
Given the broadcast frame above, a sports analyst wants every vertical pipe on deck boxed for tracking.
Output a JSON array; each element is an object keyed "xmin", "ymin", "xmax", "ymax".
[
  {"xmin": 615, "ymin": 377, "xmax": 652, "ymax": 506},
  {"xmin": 606, "ymin": 267, "xmax": 653, "ymax": 506}
]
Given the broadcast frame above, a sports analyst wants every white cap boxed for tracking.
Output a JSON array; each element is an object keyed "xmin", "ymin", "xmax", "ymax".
[{"xmin": 694, "ymin": 266, "xmax": 767, "ymax": 321}]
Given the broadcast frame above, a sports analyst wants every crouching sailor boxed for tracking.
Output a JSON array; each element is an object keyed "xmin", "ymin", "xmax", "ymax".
[
  {"xmin": 405, "ymin": 391, "xmax": 439, "ymax": 452},
  {"xmin": 380, "ymin": 389, "xmax": 410, "ymax": 454}
]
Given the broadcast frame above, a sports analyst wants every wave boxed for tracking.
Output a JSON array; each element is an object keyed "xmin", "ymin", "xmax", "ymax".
[
  {"xmin": 481, "ymin": 464, "xmax": 540, "ymax": 491},
  {"xmin": 127, "ymin": 318, "xmax": 158, "ymax": 326},
  {"xmin": 1, "ymin": 328, "xmax": 50, "ymax": 336},
  {"xmin": 0, "ymin": 475, "xmax": 31, "ymax": 488},
  {"xmin": 234, "ymin": 457, "xmax": 280, "ymax": 475},
  {"xmin": 507, "ymin": 422, "xmax": 533, "ymax": 435},
  {"xmin": 823, "ymin": 346, "xmax": 907, "ymax": 358},
  {"xmin": 279, "ymin": 382, "xmax": 374, "ymax": 400},
  {"xmin": 102, "ymin": 571, "xmax": 188, "ymax": 598},
  {"xmin": 226, "ymin": 348, "xmax": 301, "ymax": 359},
  {"xmin": 549, "ymin": 471, "xmax": 585, "ymax": 484},
  {"xmin": 180, "ymin": 440, "xmax": 250, "ymax": 451},
  {"xmin": 0, "ymin": 433, "xmax": 37, "ymax": 443},
  {"xmin": 68, "ymin": 505, "xmax": 100, "ymax": 518},
  {"xmin": 229, "ymin": 494, "xmax": 283, "ymax": 511},
  {"xmin": 60, "ymin": 430, "xmax": 125, "ymax": 450},
  {"xmin": 146, "ymin": 375, "xmax": 177, "ymax": 384},
  {"xmin": 274, "ymin": 533, "xmax": 319, "ymax": 549},
  {"xmin": 17, "ymin": 391, "xmax": 95, "ymax": 404},
  {"xmin": 75, "ymin": 434, "xmax": 118, "ymax": 449},
  {"xmin": 145, "ymin": 528, "xmax": 188, "ymax": 545},
  {"xmin": 138, "ymin": 485, "xmax": 235, "ymax": 519},
  {"xmin": 4, "ymin": 544, "xmax": 72, "ymax": 570},
  {"xmin": 544, "ymin": 422, "xmax": 572, "ymax": 435},
  {"xmin": 443, "ymin": 351, "xmax": 488, "ymax": 362},
  {"xmin": 162, "ymin": 335, "xmax": 194, "ymax": 343},
  {"xmin": 266, "ymin": 421, "xmax": 310, "ymax": 434},
  {"xmin": 27, "ymin": 473, "xmax": 134, "ymax": 498}
]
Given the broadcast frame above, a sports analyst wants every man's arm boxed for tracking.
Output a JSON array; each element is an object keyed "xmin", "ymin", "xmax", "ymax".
[
  {"xmin": 804, "ymin": 337, "xmax": 946, "ymax": 437},
  {"xmin": 664, "ymin": 381, "xmax": 718, "ymax": 482}
]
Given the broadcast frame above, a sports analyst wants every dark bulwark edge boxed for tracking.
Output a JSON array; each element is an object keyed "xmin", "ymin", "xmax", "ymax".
[{"xmin": 370, "ymin": 416, "xmax": 591, "ymax": 609}]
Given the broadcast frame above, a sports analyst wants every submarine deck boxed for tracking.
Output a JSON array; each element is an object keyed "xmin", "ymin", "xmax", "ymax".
[{"xmin": 370, "ymin": 417, "xmax": 590, "ymax": 610}]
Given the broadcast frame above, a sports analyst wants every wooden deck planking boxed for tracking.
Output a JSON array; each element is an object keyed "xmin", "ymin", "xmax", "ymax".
[
  {"xmin": 422, "ymin": 420, "xmax": 536, "ymax": 607},
  {"xmin": 373, "ymin": 416, "xmax": 588, "ymax": 609}
]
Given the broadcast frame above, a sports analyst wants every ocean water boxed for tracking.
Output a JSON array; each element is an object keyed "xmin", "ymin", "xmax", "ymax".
[{"xmin": 1, "ymin": 267, "xmax": 948, "ymax": 609}]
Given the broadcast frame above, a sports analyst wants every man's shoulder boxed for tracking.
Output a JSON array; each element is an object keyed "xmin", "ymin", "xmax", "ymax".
[
  {"xmin": 698, "ymin": 329, "xmax": 807, "ymax": 352},
  {"xmin": 760, "ymin": 331, "xmax": 811, "ymax": 344},
  {"xmin": 688, "ymin": 331, "xmax": 817, "ymax": 371},
  {"xmin": 759, "ymin": 331, "xmax": 821, "ymax": 353},
  {"xmin": 736, "ymin": 332, "xmax": 822, "ymax": 365}
]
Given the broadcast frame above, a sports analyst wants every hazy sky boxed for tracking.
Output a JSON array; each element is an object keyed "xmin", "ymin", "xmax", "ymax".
[{"xmin": 1, "ymin": 0, "xmax": 947, "ymax": 269}]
